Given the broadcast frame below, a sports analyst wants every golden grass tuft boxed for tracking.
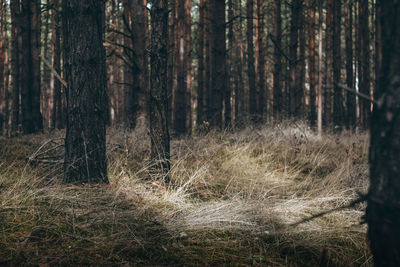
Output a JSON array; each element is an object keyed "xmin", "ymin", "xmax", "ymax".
[{"xmin": 0, "ymin": 122, "xmax": 372, "ymax": 266}]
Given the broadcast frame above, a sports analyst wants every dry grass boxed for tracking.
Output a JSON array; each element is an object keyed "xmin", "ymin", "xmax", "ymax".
[{"xmin": 0, "ymin": 122, "xmax": 372, "ymax": 266}]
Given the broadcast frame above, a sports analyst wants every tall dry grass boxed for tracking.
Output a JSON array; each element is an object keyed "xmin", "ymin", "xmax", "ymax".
[{"xmin": 0, "ymin": 122, "xmax": 372, "ymax": 266}]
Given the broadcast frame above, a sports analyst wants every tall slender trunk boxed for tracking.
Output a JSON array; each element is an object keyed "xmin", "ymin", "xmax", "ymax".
[
  {"xmin": 10, "ymin": 0, "xmax": 20, "ymax": 135},
  {"xmin": 308, "ymin": 0, "xmax": 317, "ymax": 127},
  {"xmin": 256, "ymin": 0, "xmax": 265, "ymax": 121},
  {"xmin": 50, "ymin": 0, "xmax": 62, "ymax": 130},
  {"xmin": 210, "ymin": 0, "xmax": 226, "ymax": 128},
  {"xmin": 359, "ymin": 0, "xmax": 370, "ymax": 129},
  {"xmin": 0, "ymin": 1, "xmax": 5, "ymax": 132},
  {"xmin": 325, "ymin": 0, "xmax": 333, "ymax": 128},
  {"xmin": 42, "ymin": 0, "xmax": 51, "ymax": 129},
  {"xmin": 289, "ymin": 0, "xmax": 300, "ymax": 117},
  {"xmin": 317, "ymin": 0, "xmax": 323, "ymax": 136},
  {"xmin": 167, "ymin": 0, "xmax": 175, "ymax": 127},
  {"xmin": 345, "ymin": 0, "xmax": 356, "ymax": 131},
  {"xmin": 234, "ymin": 0, "xmax": 244, "ymax": 125},
  {"xmin": 332, "ymin": 0, "xmax": 343, "ymax": 131},
  {"xmin": 225, "ymin": 0, "xmax": 234, "ymax": 127},
  {"xmin": 247, "ymin": 0, "xmax": 256, "ymax": 121},
  {"xmin": 149, "ymin": 0, "xmax": 170, "ymax": 179},
  {"xmin": 273, "ymin": 0, "xmax": 282, "ymax": 122},
  {"xmin": 298, "ymin": 1, "xmax": 305, "ymax": 118},
  {"xmin": 184, "ymin": 0, "xmax": 192, "ymax": 132},
  {"xmin": 197, "ymin": 0, "xmax": 205, "ymax": 125}
]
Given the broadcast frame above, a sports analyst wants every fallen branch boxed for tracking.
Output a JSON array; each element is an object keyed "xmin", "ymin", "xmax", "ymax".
[
  {"xmin": 336, "ymin": 83, "xmax": 377, "ymax": 104},
  {"xmin": 40, "ymin": 54, "xmax": 68, "ymax": 88}
]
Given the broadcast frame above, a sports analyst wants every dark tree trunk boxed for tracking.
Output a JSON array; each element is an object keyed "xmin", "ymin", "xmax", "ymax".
[
  {"xmin": 50, "ymin": 0, "xmax": 62, "ymax": 130},
  {"xmin": 308, "ymin": 0, "xmax": 317, "ymax": 127},
  {"xmin": 225, "ymin": 0, "xmax": 233, "ymax": 127},
  {"xmin": 234, "ymin": 0, "xmax": 244, "ymax": 125},
  {"xmin": 205, "ymin": 0, "xmax": 212, "ymax": 123},
  {"xmin": 125, "ymin": 0, "xmax": 147, "ymax": 129},
  {"xmin": 10, "ymin": 0, "xmax": 20, "ymax": 135},
  {"xmin": 359, "ymin": 0, "xmax": 370, "ymax": 129},
  {"xmin": 197, "ymin": 0, "xmax": 205, "ymax": 125},
  {"xmin": 289, "ymin": 0, "xmax": 300, "ymax": 118},
  {"xmin": 345, "ymin": 0, "xmax": 356, "ymax": 131},
  {"xmin": 247, "ymin": 0, "xmax": 256, "ymax": 121},
  {"xmin": 20, "ymin": 0, "xmax": 42, "ymax": 134},
  {"xmin": 167, "ymin": 0, "xmax": 175, "ymax": 128},
  {"xmin": 273, "ymin": 0, "xmax": 282, "ymax": 122},
  {"xmin": 1, "ymin": 1, "xmax": 10, "ymax": 134},
  {"xmin": 256, "ymin": 0, "xmax": 265, "ymax": 121},
  {"xmin": 325, "ymin": 0, "xmax": 333, "ymax": 127},
  {"xmin": 367, "ymin": 2, "xmax": 400, "ymax": 266},
  {"xmin": 0, "ymin": 1, "xmax": 5, "ymax": 132},
  {"xmin": 173, "ymin": 0, "xmax": 187, "ymax": 134},
  {"xmin": 62, "ymin": 0, "xmax": 108, "ymax": 184},
  {"xmin": 298, "ymin": 1, "xmax": 305, "ymax": 118},
  {"xmin": 210, "ymin": 0, "xmax": 226, "ymax": 128},
  {"xmin": 332, "ymin": 0, "xmax": 343, "ymax": 131},
  {"xmin": 149, "ymin": 0, "xmax": 170, "ymax": 179},
  {"xmin": 317, "ymin": 0, "xmax": 323, "ymax": 135},
  {"xmin": 184, "ymin": 0, "xmax": 192, "ymax": 133}
]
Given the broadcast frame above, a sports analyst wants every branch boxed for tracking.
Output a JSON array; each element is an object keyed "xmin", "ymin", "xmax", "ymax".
[
  {"xmin": 40, "ymin": 54, "xmax": 67, "ymax": 88},
  {"xmin": 336, "ymin": 83, "xmax": 377, "ymax": 104}
]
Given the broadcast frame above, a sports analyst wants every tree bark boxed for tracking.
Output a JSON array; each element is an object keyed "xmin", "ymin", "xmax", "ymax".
[
  {"xmin": 149, "ymin": 0, "xmax": 170, "ymax": 179},
  {"xmin": 345, "ymin": 0, "xmax": 356, "ymax": 131},
  {"xmin": 210, "ymin": 0, "xmax": 226, "ymax": 128},
  {"xmin": 308, "ymin": 0, "xmax": 317, "ymax": 127},
  {"xmin": 10, "ymin": 0, "xmax": 20, "ymax": 135},
  {"xmin": 234, "ymin": 0, "xmax": 244, "ymax": 125},
  {"xmin": 62, "ymin": 0, "xmax": 108, "ymax": 184},
  {"xmin": 359, "ymin": 0, "xmax": 370, "ymax": 129},
  {"xmin": 273, "ymin": 0, "xmax": 282, "ymax": 122},
  {"xmin": 332, "ymin": 0, "xmax": 343, "ymax": 131},
  {"xmin": 289, "ymin": 0, "xmax": 300, "ymax": 118},
  {"xmin": 317, "ymin": 0, "xmax": 323, "ymax": 136},
  {"xmin": 247, "ymin": 0, "xmax": 256, "ymax": 121},
  {"xmin": 324, "ymin": 0, "xmax": 333, "ymax": 127},
  {"xmin": 197, "ymin": 0, "xmax": 205, "ymax": 125},
  {"xmin": 367, "ymin": 2, "xmax": 400, "ymax": 265},
  {"xmin": 256, "ymin": 0, "xmax": 265, "ymax": 121}
]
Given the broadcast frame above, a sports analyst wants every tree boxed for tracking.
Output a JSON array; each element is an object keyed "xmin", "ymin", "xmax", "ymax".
[
  {"xmin": 247, "ymin": 0, "xmax": 257, "ymax": 121},
  {"xmin": 366, "ymin": 1, "xmax": 400, "ymax": 265},
  {"xmin": 345, "ymin": 0, "xmax": 356, "ymax": 131},
  {"xmin": 332, "ymin": 0, "xmax": 343, "ymax": 130},
  {"xmin": 289, "ymin": 0, "xmax": 300, "ymax": 118},
  {"xmin": 273, "ymin": 0, "xmax": 282, "ymax": 122},
  {"xmin": 0, "ymin": 1, "xmax": 6, "ymax": 132},
  {"xmin": 20, "ymin": 0, "xmax": 43, "ymax": 134},
  {"xmin": 10, "ymin": 0, "xmax": 20, "ymax": 135},
  {"xmin": 256, "ymin": 0, "xmax": 265, "ymax": 121},
  {"xmin": 197, "ymin": 0, "xmax": 205, "ymax": 125},
  {"xmin": 149, "ymin": 0, "xmax": 170, "ymax": 179},
  {"xmin": 325, "ymin": 0, "xmax": 333, "ymax": 127},
  {"xmin": 308, "ymin": 0, "xmax": 317, "ymax": 127},
  {"xmin": 62, "ymin": 0, "xmax": 108, "ymax": 184},
  {"xmin": 359, "ymin": 0, "xmax": 370, "ymax": 129},
  {"xmin": 209, "ymin": 0, "xmax": 226, "ymax": 128}
]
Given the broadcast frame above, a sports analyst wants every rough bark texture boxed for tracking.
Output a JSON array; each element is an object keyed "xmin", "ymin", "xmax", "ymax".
[
  {"xmin": 0, "ymin": 1, "xmax": 5, "ymax": 132},
  {"xmin": 345, "ymin": 0, "xmax": 356, "ymax": 131},
  {"xmin": 256, "ymin": 0, "xmax": 265, "ymax": 121},
  {"xmin": 225, "ymin": 0, "xmax": 233, "ymax": 127},
  {"xmin": 332, "ymin": 0, "xmax": 343, "ymax": 130},
  {"xmin": 50, "ymin": 0, "xmax": 63, "ymax": 130},
  {"xmin": 173, "ymin": 0, "xmax": 187, "ymax": 134},
  {"xmin": 210, "ymin": 0, "xmax": 226, "ymax": 128},
  {"xmin": 324, "ymin": 0, "xmax": 333, "ymax": 127},
  {"xmin": 367, "ymin": 2, "xmax": 400, "ymax": 266},
  {"xmin": 273, "ymin": 0, "xmax": 282, "ymax": 122},
  {"xmin": 308, "ymin": 0, "xmax": 316, "ymax": 127},
  {"xmin": 317, "ymin": 0, "xmax": 323, "ymax": 135},
  {"xmin": 20, "ymin": 0, "xmax": 42, "ymax": 134},
  {"xmin": 234, "ymin": 0, "xmax": 244, "ymax": 124},
  {"xmin": 359, "ymin": 0, "xmax": 370, "ymax": 129},
  {"xmin": 289, "ymin": 0, "xmax": 300, "ymax": 117},
  {"xmin": 149, "ymin": 0, "xmax": 170, "ymax": 179},
  {"xmin": 197, "ymin": 0, "xmax": 205, "ymax": 125},
  {"xmin": 10, "ymin": 0, "xmax": 20, "ymax": 135},
  {"xmin": 247, "ymin": 0, "xmax": 257, "ymax": 120},
  {"xmin": 62, "ymin": 0, "xmax": 108, "ymax": 184}
]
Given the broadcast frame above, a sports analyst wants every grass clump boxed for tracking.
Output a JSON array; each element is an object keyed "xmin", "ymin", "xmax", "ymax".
[{"xmin": 0, "ymin": 122, "xmax": 372, "ymax": 266}]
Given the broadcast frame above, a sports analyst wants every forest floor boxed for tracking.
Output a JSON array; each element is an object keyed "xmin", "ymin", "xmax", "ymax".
[{"xmin": 0, "ymin": 122, "xmax": 372, "ymax": 266}]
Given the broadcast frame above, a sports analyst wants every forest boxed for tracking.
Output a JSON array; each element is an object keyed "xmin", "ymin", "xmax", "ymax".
[{"xmin": 0, "ymin": 0, "xmax": 399, "ymax": 265}]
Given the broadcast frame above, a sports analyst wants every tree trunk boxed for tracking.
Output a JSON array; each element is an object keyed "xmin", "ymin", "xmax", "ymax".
[
  {"xmin": 247, "ymin": 0, "xmax": 256, "ymax": 121},
  {"xmin": 50, "ymin": 0, "xmax": 62, "ymax": 130},
  {"xmin": 332, "ymin": 0, "xmax": 343, "ymax": 131},
  {"xmin": 1, "ymin": 1, "xmax": 10, "ymax": 134},
  {"xmin": 62, "ymin": 0, "xmax": 108, "ymax": 184},
  {"xmin": 317, "ymin": 0, "xmax": 323, "ymax": 136},
  {"xmin": 20, "ymin": 0, "xmax": 42, "ymax": 134},
  {"xmin": 173, "ymin": 0, "xmax": 187, "ymax": 134},
  {"xmin": 225, "ymin": 0, "xmax": 233, "ymax": 127},
  {"xmin": 289, "ymin": 0, "xmax": 300, "ymax": 118},
  {"xmin": 256, "ymin": 0, "xmax": 265, "ymax": 121},
  {"xmin": 10, "ymin": 0, "xmax": 20, "ymax": 135},
  {"xmin": 184, "ymin": 0, "xmax": 192, "ymax": 133},
  {"xmin": 359, "ymin": 0, "xmax": 370, "ymax": 129},
  {"xmin": 167, "ymin": 0, "xmax": 175, "ymax": 129},
  {"xmin": 0, "ymin": 1, "xmax": 5, "ymax": 132},
  {"xmin": 210, "ymin": 0, "xmax": 225, "ymax": 128},
  {"xmin": 308, "ymin": 0, "xmax": 317, "ymax": 128},
  {"xmin": 149, "ymin": 0, "xmax": 170, "ymax": 179},
  {"xmin": 234, "ymin": 0, "xmax": 244, "ymax": 125},
  {"xmin": 324, "ymin": 0, "xmax": 333, "ymax": 128},
  {"xmin": 345, "ymin": 0, "xmax": 356, "ymax": 131},
  {"xmin": 273, "ymin": 0, "xmax": 282, "ymax": 122},
  {"xmin": 367, "ymin": 2, "xmax": 400, "ymax": 265},
  {"xmin": 197, "ymin": 0, "xmax": 205, "ymax": 125},
  {"xmin": 298, "ymin": 1, "xmax": 305, "ymax": 118}
]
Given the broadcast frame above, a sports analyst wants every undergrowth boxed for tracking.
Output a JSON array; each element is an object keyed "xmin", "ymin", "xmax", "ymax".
[{"xmin": 0, "ymin": 122, "xmax": 372, "ymax": 266}]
